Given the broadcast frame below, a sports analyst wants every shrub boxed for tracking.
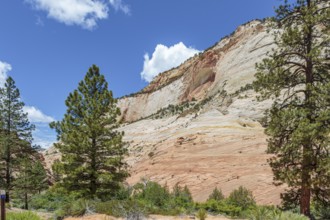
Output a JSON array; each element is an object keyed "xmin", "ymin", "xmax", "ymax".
[
  {"xmin": 196, "ymin": 199, "xmax": 242, "ymax": 217},
  {"xmin": 172, "ymin": 184, "xmax": 194, "ymax": 211},
  {"xmin": 275, "ymin": 212, "xmax": 309, "ymax": 220},
  {"xmin": 207, "ymin": 187, "xmax": 224, "ymax": 201},
  {"xmin": 30, "ymin": 187, "xmax": 77, "ymax": 212},
  {"xmin": 247, "ymin": 206, "xmax": 308, "ymax": 220},
  {"xmin": 216, "ymin": 201, "xmax": 242, "ymax": 217},
  {"xmin": 95, "ymin": 199, "xmax": 147, "ymax": 218},
  {"xmin": 196, "ymin": 208, "xmax": 207, "ymax": 220},
  {"xmin": 133, "ymin": 181, "xmax": 171, "ymax": 208},
  {"xmin": 228, "ymin": 186, "xmax": 256, "ymax": 209},
  {"xmin": 7, "ymin": 211, "xmax": 41, "ymax": 220},
  {"xmin": 69, "ymin": 199, "xmax": 96, "ymax": 216},
  {"xmin": 247, "ymin": 206, "xmax": 273, "ymax": 220}
]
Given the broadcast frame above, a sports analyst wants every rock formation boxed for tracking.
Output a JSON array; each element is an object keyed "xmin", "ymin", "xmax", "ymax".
[{"xmin": 45, "ymin": 20, "xmax": 285, "ymax": 205}]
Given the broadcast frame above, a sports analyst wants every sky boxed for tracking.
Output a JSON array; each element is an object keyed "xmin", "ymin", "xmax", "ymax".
[{"xmin": 0, "ymin": 0, "xmax": 285, "ymax": 148}]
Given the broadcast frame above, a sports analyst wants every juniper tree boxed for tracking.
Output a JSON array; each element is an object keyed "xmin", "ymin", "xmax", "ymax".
[
  {"xmin": 253, "ymin": 0, "xmax": 330, "ymax": 217},
  {"xmin": 0, "ymin": 77, "xmax": 35, "ymax": 202},
  {"xmin": 51, "ymin": 65, "xmax": 129, "ymax": 199}
]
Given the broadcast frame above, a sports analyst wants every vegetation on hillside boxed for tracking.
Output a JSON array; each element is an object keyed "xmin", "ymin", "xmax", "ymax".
[{"xmin": 29, "ymin": 180, "xmax": 315, "ymax": 220}]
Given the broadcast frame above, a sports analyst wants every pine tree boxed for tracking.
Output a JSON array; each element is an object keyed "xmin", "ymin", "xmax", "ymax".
[
  {"xmin": 0, "ymin": 77, "xmax": 35, "ymax": 202},
  {"xmin": 14, "ymin": 158, "xmax": 48, "ymax": 209},
  {"xmin": 207, "ymin": 187, "xmax": 224, "ymax": 201},
  {"xmin": 253, "ymin": 0, "xmax": 330, "ymax": 217},
  {"xmin": 50, "ymin": 65, "xmax": 129, "ymax": 199}
]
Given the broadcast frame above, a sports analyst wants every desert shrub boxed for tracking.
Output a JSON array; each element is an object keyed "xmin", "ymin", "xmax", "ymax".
[
  {"xmin": 95, "ymin": 199, "xmax": 147, "ymax": 218},
  {"xmin": 70, "ymin": 199, "xmax": 96, "ymax": 216},
  {"xmin": 275, "ymin": 211, "xmax": 309, "ymax": 220},
  {"xmin": 196, "ymin": 208, "xmax": 207, "ymax": 220},
  {"xmin": 7, "ymin": 211, "xmax": 41, "ymax": 220},
  {"xmin": 228, "ymin": 186, "xmax": 256, "ymax": 210},
  {"xmin": 247, "ymin": 206, "xmax": 308, "ymax": 220},
  {"xmin": 247, "ymin": 206, "xmax": 273, "ymax": 220},
  {"xmin": 207, "ymin": 187, "xmax": 224, "ymax": 201},
  {"xmin": 196, "ymin": 199, "xmax": 241, "ymax": 217}
]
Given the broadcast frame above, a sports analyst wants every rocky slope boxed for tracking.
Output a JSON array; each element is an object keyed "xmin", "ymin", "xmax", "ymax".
[
  {"xmin": 44, "ymin": 20, "xmax": 285, "ymax": 205},
  {"xmin": 117, "ymin": 20, "xmax": 284, "ymax": 204}
]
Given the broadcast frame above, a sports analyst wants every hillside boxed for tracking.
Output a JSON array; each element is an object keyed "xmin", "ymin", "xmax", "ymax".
[{"xmin": 44, "ymin": 20, "xmax": 285, "ymax": 205}]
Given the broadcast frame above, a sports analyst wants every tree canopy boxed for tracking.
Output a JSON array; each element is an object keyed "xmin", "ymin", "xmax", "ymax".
[
  {"xmin": 51, "ymin": 65, "xmax": 129, "ymax": 200},
  {"xmin": 253, "ymin": 0, "xmax": 330, "ymax": 217}
]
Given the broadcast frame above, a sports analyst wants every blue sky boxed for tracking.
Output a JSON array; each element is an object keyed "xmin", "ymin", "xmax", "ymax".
[{"xmin": 0, "ymin": 0, "xmax": 284, "ymax": 148}]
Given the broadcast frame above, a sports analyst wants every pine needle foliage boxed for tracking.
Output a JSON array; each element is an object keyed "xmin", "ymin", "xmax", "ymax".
[
  {"xmin": 0, "ymin": 77, "xmax": 36, "ymax": 202},
  {"xmin": 51, "ymin": 65, "xmax": 129, "ymax": 200},
  {"xmin": 253, "ymin": 0, "xmax": 330, "ymax": 217}
]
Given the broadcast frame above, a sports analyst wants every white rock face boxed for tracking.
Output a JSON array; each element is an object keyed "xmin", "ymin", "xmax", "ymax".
[{"xmin": 118, "ymin": 20, "xmax": 275, "ymax": 122}]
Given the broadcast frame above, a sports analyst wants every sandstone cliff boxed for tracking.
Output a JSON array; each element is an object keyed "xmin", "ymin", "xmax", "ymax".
[
  {"xmin": 118, "ymin": 20, "xmax": 285, "ymax": 205},
  {"xmin": 44, "ymin": 20, "xmax": 285, "ymax": 205}
]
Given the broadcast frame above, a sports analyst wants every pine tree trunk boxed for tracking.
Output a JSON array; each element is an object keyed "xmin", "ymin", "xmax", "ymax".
[
  {"xmin": 301, "ymin": 0, "xmax": 313, "ymax": 215},
  {"xmin": 300, "ymin": 184, "xmax": 311, "ymax": 217},
  {"xmin": 300, "ymin": 145, "xmax": 311, "ymax": 217},
  {"xmin": 5, "ymin": 149, "xmax": 10, "ymax": 203},
  {"xmin": 90, "ymin": 138, "xmax": 97, "ymax": 198},
  {"xmin": 24, "ymin": 192, "xmax": 28, "ymax": 210}
]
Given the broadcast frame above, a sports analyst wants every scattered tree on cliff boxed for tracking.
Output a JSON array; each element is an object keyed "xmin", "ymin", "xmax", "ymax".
[
  {"xmin": 253, "ymin": 0, "xmax": 329, "ymax": 217},
  {"xmin": 50, "ymin": 65, "xmax": 129, "ymax": 199},
  {"xmin": 0, "ymin": 77, "xmax": 36, "ymax": 202}
]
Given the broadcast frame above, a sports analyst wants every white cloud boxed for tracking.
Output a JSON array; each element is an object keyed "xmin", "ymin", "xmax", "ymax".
[
  {"xmin": 0, "ymin": 61, "xmax": 12, "ymax": 87},
  {"xmin": 108, "ymin": 0, "xmax": 130, "ymax": 15},
  {"xmin": 23, "ymin": 106, "xmax": 55, "ymax": 123},
  {"xmin": 141, "ymin": 42, "xmax": 200, "ymax": 82},
  {"xmin": 26, "ymin": 0, "xmax": 130, "ymax": 29},
  {"xmin": 33, "ymin": 131, "xmax": 56, "ymax": 148}
]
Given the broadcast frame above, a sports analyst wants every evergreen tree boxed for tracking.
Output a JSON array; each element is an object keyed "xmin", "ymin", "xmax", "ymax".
[
  {"xmin": 14, "ymin": 158, "xmax": 48, "ymax": 209},
  {"xmin": 207, "ymin": 187, "xmax": 224, "ymax": 201},
  {"xmin": 253, "ymin": 0, "xmax": 330, "ymax": 217},
  {"xmin": 0, "ymin": 77, "xmax": 35, "ymax": 202},
  {"xmin": 50, "ymin": 65, "xmax": 129, "ymax": 199}
]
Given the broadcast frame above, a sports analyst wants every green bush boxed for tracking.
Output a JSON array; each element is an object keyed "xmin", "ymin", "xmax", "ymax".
[
  {"xmin": 196, "ymin": 199, "xmax": 242, "ymax": 217},
  {"xmin": 247, "ymin": 206, "xmax": 273, "ymax": 220},
  {"xmin": 30, "ymin": 187, "xmax": 78, "ymax": 212},
  {"xmin": 228, "ymin": 186, "xmax": 256, "ymax": 209},
  {"xmin": 7, "ymin": 211, "xmax": 41, "ymax": 220},
  {"xmin": 172, "ymin": 184, "xmax": 194, "ymax": 210},
  {"xmin": 133, "ymin": 181, "xmax": 171, "ymax": 208},
  {"xmin": 196, "ymin": 208, "xmax": 207, "ymax": 220},
  {"xmin": 95, "ymin": 199, "xmax": 147, "ymax": 218},
  {"xmin": 247, "ymin": 206, "xmax": 308, "ymax": 220}
]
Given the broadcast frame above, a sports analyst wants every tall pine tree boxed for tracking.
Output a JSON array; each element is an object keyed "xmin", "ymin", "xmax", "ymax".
[
  {"xmin": 51, "ymin": 65, "xmax": 129, "ymax": 199},
  {"xmin": 253, "ymin": 0, "xmax": 329, "ymax": 217},
  {"xmin": 0, "ymin": 77, "xmax": 35, "ymax": 202}
]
